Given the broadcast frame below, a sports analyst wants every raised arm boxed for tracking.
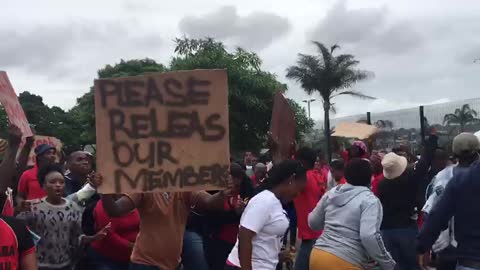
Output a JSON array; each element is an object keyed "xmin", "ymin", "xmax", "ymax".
[
  {"xmin": 16, "ymin": 135, "xmax": 34, "ymax": 175},
  {"xmin": 102, "ymin": 194, "xmax": 140, "ymax": 217},
  {"xmin": 412, "ymin": 135, "xmax": 438, "ymax": 181},
  {"xmin": 193, "ymin": 190, "xmax": 230, "ymax": 213},
  {"xmin": 0, "ymin": 125, "xmax": 23, "ymax": 194}
]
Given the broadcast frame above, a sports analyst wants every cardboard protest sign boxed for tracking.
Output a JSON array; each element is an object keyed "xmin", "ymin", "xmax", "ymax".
[
  {"xmin": 0, "ymin": 71, "xmax": 33, "ymax": 137},
  {"xmin": 270, "ymin": 92, "xmax": 296, "ymax": 163},
  {"xmin": 332, "ymin": 122, "xmax": 379, "ymax": 140},
  {"xmin": 18, "ymin": 136, "xmax": 63, "ymax": 166},
  {"xmin": 94, "ymin": 69, "xmax": 230, "ymax": 194}
]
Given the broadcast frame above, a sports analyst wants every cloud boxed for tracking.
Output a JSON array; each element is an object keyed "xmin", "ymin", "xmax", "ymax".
[
  {"xmin": 179, "ymin": 6, "xmax": 291, "ymax": 50},
  {"xmin": 310, "ymin": 0, "xmax": 423, "ymax": 55},
  {"xmin": 0, "ymin": 21, "xmax": 164, "ymax": 81}
]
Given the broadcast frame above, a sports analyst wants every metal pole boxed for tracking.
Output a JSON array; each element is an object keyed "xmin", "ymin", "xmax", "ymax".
[
  {"xmin": 420, "ymin": 106, "xmax": 426, "ymax": 144},
  {"xmin": 308, "ymin": 101, "xmax": 311, "ymax": 119},
  {"xmin": 367, "ymin": 112, "xmax": 372, "ymax": 125}
]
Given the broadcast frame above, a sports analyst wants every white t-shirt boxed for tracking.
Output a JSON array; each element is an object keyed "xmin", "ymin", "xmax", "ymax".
[{"xmin": 227, "ymin": 190, "xmax": 289, "ymax": 270}]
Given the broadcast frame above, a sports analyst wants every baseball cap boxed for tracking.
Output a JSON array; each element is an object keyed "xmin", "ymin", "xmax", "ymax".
[{"xmin": 34, "ymin": 144, "xmax": 56, "ymax": 156}]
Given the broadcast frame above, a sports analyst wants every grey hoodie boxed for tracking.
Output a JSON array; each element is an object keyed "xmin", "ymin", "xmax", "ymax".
[{"xmin": 308, "ymin": 184, "xmax": 396, "ymax": 270}]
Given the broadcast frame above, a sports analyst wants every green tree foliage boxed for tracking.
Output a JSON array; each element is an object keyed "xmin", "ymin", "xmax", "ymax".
[
  {"xmin": 0, "ymin": 92, "xmax": 82, "ymax": 152},
  {"xmin": 170, "ymin": 37, "xmax": 310, "ymax": 152},
  {"xmin": 287, "ymin": 98, "xmax": 314, "ymax": 142},
  {"xmin": 286, "ymin": 42, "xmax": 373, "ymax": 161}
]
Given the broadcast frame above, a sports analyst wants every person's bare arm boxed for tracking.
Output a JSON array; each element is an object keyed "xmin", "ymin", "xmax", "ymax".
[
  {"xmin": 16, "ymin": 135, "xmax": 34, "ymax": 175},
  {"xmin": 0, "ymin": 125, "xmax": 23, "ymax": 194},
  {"xmin": 102, "ymin": 194, "xmax": 139, "ymax": 217},
  {"xmin": 193, "ymin": 190, "xmax": 230, "ymax": 213},
  {"xmin": 238, "ymin": 226, "xmax": 255, "ymax": 270},
  {"xmin": 20, "ymin": 252, "xmax": 38, "ymax": 270},
  {"xmin": 95, "ymin": 173, "xmax": 140, "ymax": 217}
]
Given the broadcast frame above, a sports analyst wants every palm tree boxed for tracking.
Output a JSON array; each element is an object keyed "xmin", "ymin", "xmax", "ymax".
[
  {"xmin": 443, "ymin": 104, "xmax": 480, "ymax": 132},
  {"xmin": 286, "ymin": 42, "xmax": 374, "ymax": 161}
]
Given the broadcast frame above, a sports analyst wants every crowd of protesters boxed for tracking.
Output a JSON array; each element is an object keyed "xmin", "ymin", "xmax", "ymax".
[{"xmin": 2, "ymin": 123, "xmax": 480, "ymax": 270}]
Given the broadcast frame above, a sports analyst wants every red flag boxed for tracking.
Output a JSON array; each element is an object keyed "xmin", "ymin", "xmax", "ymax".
[{"xmin": 2, "ymin": 187, "xmax": 14, "ymax": 216}]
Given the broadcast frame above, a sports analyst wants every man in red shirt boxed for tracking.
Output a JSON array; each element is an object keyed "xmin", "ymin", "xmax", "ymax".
[
  {"xmin": 16, "ymin": 144, "xmax": 57, "ymax": 206},
  {"xmin": 294, "ymin": 147, "xmax": 327, "ymax": 270}
]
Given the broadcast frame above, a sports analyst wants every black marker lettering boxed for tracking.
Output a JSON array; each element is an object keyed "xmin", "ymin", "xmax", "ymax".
[
  {"xmin": 109, "ymin": 109, "xmax": 130, "ymax": 141},
  {"xmin": 145, "ymin": 77, "xmax": 164, "ymax": 106},
  {"xmin": 187, "ymin": 76, "xmax": 211, "ymax": 105},
  {"xmin": 166, "ymin": 111, "xmax": 194, "ymax": 138},
  {"xmin": 124, "ymin": 80, "xmax": 145, "ymax": 107},
  {"xmin": 98, "ymin": 80, "xmax": 121, "ymax": 108},
  {"xmin": 163, "ymin": 169, "xmax": 182, "ymax": 189},
  {"xmin": 112, "ymin": 142, "xmax": 134, "ymax": 166},
  {"xmin": 156, "ymin": 141, "xmax": 178, "ymax": 165},
  {"xmin": 164, "ymin": 78, "xmax": 187, "ymax": 107},
  {"xmin": 203, "ymin": 113, "xmax": 225, "ymax": 141},
  {"xmin": 182, "ymin": 166, "xmax": 198, "ymax": 187},
  {"xmin": 130, "ymin": 111, "xmax": 152, "ymax": 139},
  {"xmin": 114, "ymin": 169, "xmax": 147, "ymax": 193},
  {"xmin": 134, "ymin": 142, "xmax": 155, "ymax": 168}
]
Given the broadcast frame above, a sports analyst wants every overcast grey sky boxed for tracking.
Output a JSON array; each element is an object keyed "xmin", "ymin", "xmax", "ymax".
[{"xmin": 2, "ymin": 0, "xmax": 480, "ymax": 120}]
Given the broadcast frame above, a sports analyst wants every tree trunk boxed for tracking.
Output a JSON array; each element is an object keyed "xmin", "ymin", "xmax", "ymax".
[{"xmin": 324, "ymin": 102, "xmax": 332, "ymax": 163}]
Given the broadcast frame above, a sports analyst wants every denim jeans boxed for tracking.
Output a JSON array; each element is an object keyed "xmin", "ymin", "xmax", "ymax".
[
  {"xmin": 284, "ymin": 205, "xmax": 297, "ymax": 247},
  {"xmin": 381, "ymin": 227, "xmax": 420, "ymax": 270},
  {"xmin": 182, "ymin": 230, "xmax": 209, "ymax": 270},
  {"xmin": 294, "ymin": 239, "xmax": 315, "ymax": 270}
]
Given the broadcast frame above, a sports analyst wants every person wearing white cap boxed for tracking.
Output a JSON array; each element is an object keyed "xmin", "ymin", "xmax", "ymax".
[
  {"xmin": 418, "ymin": 133, "xmax": 480, "ymax": 270},
  {"xmin": 377, "ymin": 135, "xmax": 439, "ymax": 270}
]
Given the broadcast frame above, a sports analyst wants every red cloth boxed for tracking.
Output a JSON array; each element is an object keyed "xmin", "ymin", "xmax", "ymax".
[
  {"xmin": 91, "ymin": 200, "xmax": 140, "ymax": 262},
  {"xmin": 340, "ymin": 150, "xmax": 349, "ymax": 163},
  {"xmin": 417, "ymin": 212, "xmax": 424, "ymax": 228},
  {"xmin": 216, "ymin": 195, "xmax": 241, "ymax": 244},
  {"xmin": 294, "ymin": 170, "xmax": 327, "ymax": 240},
  {"xmin": 1, "ymin": 188, "xmax": 14, "ymax": 217},
  {"xmin": 0, "ymin": 216, "xmax": 36, "ymax": 270},
  {"xmin": 250, "ymin": 175, "xmax": 258, "ymax": 187},
  {"xmin": 17, "ymin": 166, "xmax": 46, "ymax": 200},
  {"xmin": 338, "ymin": 177, "xmax": 347, "ymax": 185},
  {"xmin": 371, "ymin": 173, "xmax": 384, "ymax": 196}
]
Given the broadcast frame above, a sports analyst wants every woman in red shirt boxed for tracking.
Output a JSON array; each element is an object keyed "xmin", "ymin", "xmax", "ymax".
[{"xmin": 87, "ymin": 197, "xmax": 140, "ymax": 270}]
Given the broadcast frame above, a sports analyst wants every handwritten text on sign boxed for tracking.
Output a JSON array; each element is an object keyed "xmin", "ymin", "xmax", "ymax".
[
  {"xmin": 94, "ymin": 70, "xmax": 230, "ymax": 194},
  {"xmin": 0, "ymin": 71, "xmax": 33, "ymax": 137}
]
